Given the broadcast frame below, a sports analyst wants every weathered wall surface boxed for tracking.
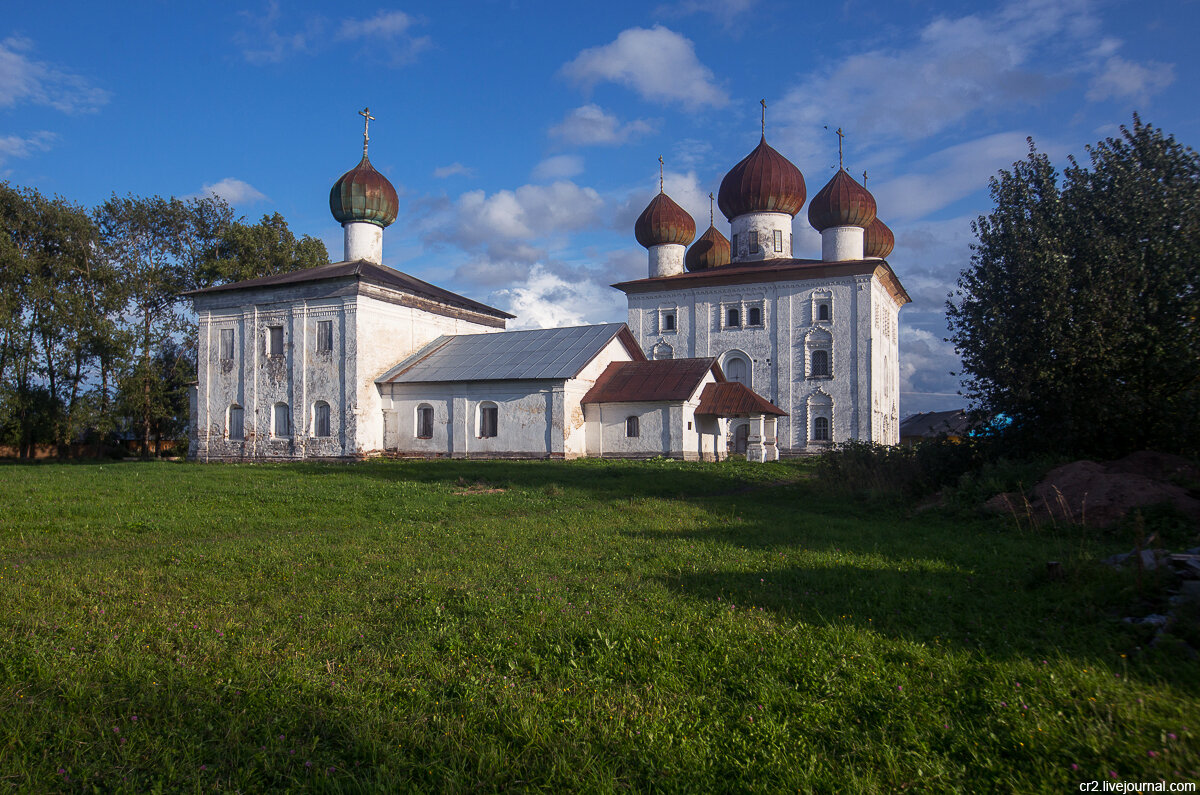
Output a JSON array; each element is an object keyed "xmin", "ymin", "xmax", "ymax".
[{"xmin": 625, "ymin": 272, "xmax": 900, "ymax": 454}]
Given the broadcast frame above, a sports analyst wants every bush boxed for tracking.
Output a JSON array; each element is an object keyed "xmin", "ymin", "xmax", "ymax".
[{"xmin": 816, "ymin": 437, "xmax": 988, "ymax": 497}]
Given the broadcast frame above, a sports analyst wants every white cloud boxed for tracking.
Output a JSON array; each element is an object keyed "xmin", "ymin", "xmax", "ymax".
[
  {"xmin": 773, "ymin": 0, "xmax": 1167, "ymax": 167},
  {"xmin": 433, "ymin": 162, "xmax": 474, "ymax": 179},
  {"xmin": 239, "ymin": 4, "xmax": 428, "ymax": 65},
  {"xmin": 337, "ymin": 10, "xmax": 415, "ymax": 38},
  {"xmin": 336, "ymin": 10, "xmax": 430, "ymax": 63},
  {"xmin": 197, "ymin": 178, "xmax": 269, "ymax": 205},
  {"xmin": 561, "ymin": 26, "xmax": 727, "ymax": 111},
  {"xmin": 532, "ymin": 155, "xmax": 585, "ymax": 181},
  {"xmin": 549, "ymin": 104, "xmax": 656, "ymax": 146},
  {"xmin": 445, "ymin": 181, "xmax": 605, "ymax": 246},
  {"xmin": 490, "ymin": 264, "xmax": 626, "ymax": 330},
  {"xmin": 0, "ymin": 36, "xmax": 109, "ymax": 113},
  {"xmin": 615, "ymin": 169, "xmax": 709, "ymax": 237},
  {"xmin": 0, "ymin": 131, "xmax": 56, "ymax": 165},
  {"xmin": 1086, "ymin": 55, "xmax": 1174, "ymax": 103},
  {"xmin": 869, "ymin": 132, "xmax": 1036, "ymax": 222},
  {"xmin": 899, "ymin": 327, "xmax": 966, "ymax": 414},
  {"xmin": 655, "ymin": 0, "xmax": 758, "ymax": 29}
]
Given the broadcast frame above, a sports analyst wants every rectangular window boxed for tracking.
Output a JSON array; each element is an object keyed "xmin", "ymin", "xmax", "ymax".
[
  {"xmin": 316, "ymin": 321, "xmax": 333, "ymax": 353},
  {"xmin": 748, "ymin": 307, "xmax": 762, "ymax": 326},
  {"xmin": 417, "ymin": 406, "xmax": 434, "ymax": 439},
  {"xmin": 314, "ymin": 403, "xmax": 331, "ymax": 437},
  {"xmin": 479, "ymin": 406, "xmax": 498, "ymax": 438},
  {"xmin": 662, "ymin": 313, "xmax": 676, "ymax": 332},
  {"xmin": 773, "ymin": 229, "xmax": 783, "ymax": 253},
  {"xmin": 268, "ymin": 326, "xmax": 284, "ymax": 356},
  {"xmin": 727, "ymin": 308, "xmax": 740, "ymax": 327},
  {"xmin": 626, "ymin": 416, "xmax": 639, "ymax": 438},
  {"xmin": 229, "ymin": 406, "xmax": 244, "ymax": 440},
  {"xmin": 219, "ymin": 329, "xmax": 235, "ymax": 360},
  {"xmin": 749, "ymin": 230, "xmax": 759, "ymax": 254}
]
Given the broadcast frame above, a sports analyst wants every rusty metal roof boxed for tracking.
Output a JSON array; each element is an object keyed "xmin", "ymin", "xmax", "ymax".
[
  {"xmin": 377, "ymin": 323, "xmax": 644, "ymax": 384},
  {"xmin": 185, "ymin": 259, "xmax": 514, "ymax": 319},
  {"xmin": 685, "ymin": 224, "xmax": 731, "ymax": 271},
  {"xmin": 634, "ymin": 191, "xmax": 696, "ymax": 248},
  {"xmin": 581, "ymin": 358, "xmax": 721, "ymax": 404},
  {"xmin": 611, "ymin": 257, "xmax": 912, "ymax": 306},
  {"xmin": 694, "ymin": 382, "xmax": 788, "ymax": 417},
  {"xmin": 330, "ymin": 154, "xmax": 399, "ymax": 228},
  {"xmin": 807, "ymin": 168, "xmax": 877, "ymax": 232},
  {"xmin": 717, "ymin": 136, "xmax": 806, "ymax": 220},
  {"xmin": 864, "ymin": 216, "xmax": 895, "ymax": 258}
]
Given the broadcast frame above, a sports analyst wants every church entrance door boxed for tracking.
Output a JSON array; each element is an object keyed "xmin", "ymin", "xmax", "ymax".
[{"xmin": 734, "ymin": 423, "xmax": 749, "ymax": 454}]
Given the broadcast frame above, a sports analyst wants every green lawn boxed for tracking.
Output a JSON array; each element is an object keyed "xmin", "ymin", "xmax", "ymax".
[{"xmin": 0, "ymin": 458, "xmax": 1195, "ymax": 792}]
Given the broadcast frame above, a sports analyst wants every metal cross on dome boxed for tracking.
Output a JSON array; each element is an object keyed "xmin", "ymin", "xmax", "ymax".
[
  {"xmin": 709, "ymin": 192, "xmax": 714, "ymax": 225},
  {"xmin": 658, "ymin": 155, "xmax": 664, "ymax": 192},
  {"xmin": 760, "ymin": 98, "xmax": 767, "ymax": 136},
  {"xmin": 359, "ymin": 107, "xmax": 375, "ymax": 156}
]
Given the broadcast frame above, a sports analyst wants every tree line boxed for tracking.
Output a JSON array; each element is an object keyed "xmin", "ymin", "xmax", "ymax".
[
  {"xmin": 949, "ymin": 115, "xmax": 1200, "ymax": 458},
  {"xmin": 0, "ymin": 186, "xmax": 328, "ymax": 458}
]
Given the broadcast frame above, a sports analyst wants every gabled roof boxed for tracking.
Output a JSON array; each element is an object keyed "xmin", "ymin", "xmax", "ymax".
[
  {"xmin": 694, "ymin": 382, "xmax": 788, "ymax": 417},
  {"xmin": 377, "ymin": 323, "xmax": 644, "ymax": 384},
  {"xmin": 185, "ymin": 259, "xmax": 514, "ymax": 320},
  {"xmin": 581, "ymin": 358, "xmax": 723, "ymax": 404}
]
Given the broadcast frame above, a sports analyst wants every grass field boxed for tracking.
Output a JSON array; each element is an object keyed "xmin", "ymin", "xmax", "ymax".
[{"xmin": 0, "ymin": 458, "xmax": 1196, "ymax": 793}]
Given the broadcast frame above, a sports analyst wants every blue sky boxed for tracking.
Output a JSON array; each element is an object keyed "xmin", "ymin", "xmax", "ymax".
[{"xmin": 3, "ymin": 0, "xmax": 1197, "ymax": 414}]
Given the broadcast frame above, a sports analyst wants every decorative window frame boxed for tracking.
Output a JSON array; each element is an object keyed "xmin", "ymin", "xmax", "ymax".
[
  {"xmin": 806, "ymin": 390, "xmax": 834, "ymax": 446},
  {"xmin": 745, "ymin": 301, "xmax": 765, "ymax": 328},
  {"xmin": 651, "ymin": 341, "xmax": 674, "ymax": 360},
  {"xmin": 658, "ymin": 307, "xmax": 678, "ymax": 334},
  {"xmin": 721, "ymin": 349, "xmax": 752, "ymax": 388},
  {"xmin": 812, "ymin": 290, "xmax": 833, "ymax": 325},
  {"xmin": 805, "ymin": 329, "xmax": 834, "ymax": 380}
]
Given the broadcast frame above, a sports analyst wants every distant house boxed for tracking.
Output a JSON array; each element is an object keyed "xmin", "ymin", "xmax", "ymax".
[{"xmin": 898, "ymin": 409, "xmax": 972, "ymax": 445}]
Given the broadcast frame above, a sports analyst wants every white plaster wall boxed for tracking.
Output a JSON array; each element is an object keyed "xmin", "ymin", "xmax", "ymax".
[
  {"xmin": 381, "ymin": 381, "xmax": 563, "ymax": 458},
  {"xmin": 625, "ymin": 272, "xmax": 897, "ymax": 454},
  {"xmin": 820, "ymin": 226, "xmax": 866, "ymax": 262},
  {"xmin": 648, "ymin": 244, "xmax": 685, "ymax": 278},
  {"xmin": 562, "ymin": 337, "xmax": 636, "ymax": 457},
  {"xmin": 352, "ymin": 293, "xmax": 500, "ymax": 456},
  {"xmin": 730, "ymin": 212, "xmax": 793, "ymax": 262},
  {"xmin": 344, "ymin": 222, "xmax": 383, "ymax": 264}
]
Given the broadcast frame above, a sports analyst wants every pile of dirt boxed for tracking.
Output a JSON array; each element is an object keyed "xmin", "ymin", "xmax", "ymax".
[{"xmin": 985, "ymin": 452, "xmax": 1200, "ymax": 528}]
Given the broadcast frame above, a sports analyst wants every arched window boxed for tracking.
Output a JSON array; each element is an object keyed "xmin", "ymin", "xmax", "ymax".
[
  {"xmin": 228, "ymin": 404, "xmax": 244, "ymax": 440},
  {"xmin": 416, "ymin": 404, "xmax": 434, "ymax": 439},
  {"xmin": 811, "ymin": 349, "xmax": 830, "ymax": 377},
  {"xmin": 651, "ymin": 342, "xmax": 673, "ymax": 360},
  {"xmin": 273, "ymin": 403, "xmax": 290, "ymax": 437},
  {"xmin": 725, "ymin": 356, "xmax": 749, "ymax": 386},
  {"xmin": 478, "ymin": 402, "xmax": 498, "ymax": 438},
  {"xmin": 313, "ymin": 401, "xmax": 331, "ymax": 437},
  {"xmin": 818, "ymin": 303, "xmax": 830, "ymax": 322},
  {"xmin": 814, "ymin": 416, "xmax": 830, "ymax": 441},
  {"xmin": 626, "ymin": 416, "xmax": 640, "ymax": 438},
  {"xmin": 748, "ymin": 307, "xmax": 762, "ymax": 326}
]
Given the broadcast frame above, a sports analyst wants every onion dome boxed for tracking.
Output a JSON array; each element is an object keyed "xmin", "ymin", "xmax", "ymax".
[
  {"xmin": 685, "ymin": 225, "xmax": 731, "ymax": 271},
  {"xmin": 807, "ymin": 169, "xmax": 876, "ymax": 232},
  {"xmin": 330, "ymin": 155, "xmax": 399, "ymax": 228},
  {"xmin": 864, "ymin": 216, "xmax": 895, "ymax": 258},
  {"xmin": 717, "ymin": 136, "xmax": 806, "ymax": 220},
  {"xmin": 634, "ymin": 192, "xmax": 696, "ymax": 248}
]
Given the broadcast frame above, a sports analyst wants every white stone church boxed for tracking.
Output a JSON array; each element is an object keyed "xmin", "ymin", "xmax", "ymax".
[{"xmin": 187, "ymin": 114, "xmax": 907, "ymax": 462}]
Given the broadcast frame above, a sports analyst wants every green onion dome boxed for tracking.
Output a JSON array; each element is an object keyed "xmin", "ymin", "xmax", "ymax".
[{"xmin": 330, "ymin": 155, "xmax": 399, "ymax": 228}]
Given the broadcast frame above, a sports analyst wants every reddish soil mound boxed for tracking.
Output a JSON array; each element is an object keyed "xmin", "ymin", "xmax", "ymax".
[{"xmin": 985, "ymin": 453, "xmax": 1200, "ymax": 528}]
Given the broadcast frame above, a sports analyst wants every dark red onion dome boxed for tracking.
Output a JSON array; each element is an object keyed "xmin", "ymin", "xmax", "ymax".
[
  {"xmin": 330, "ymin": 155, "xmax": 399, "ymax": 227},
  {"xmin": 864, "ymin": 216, "xmax": 895, "ymax": 258},
  {"xmin": 807, "ymin": 168, "xmax": 877, "ymax": 232},
  {"xmin": 685, "ymin": 225, "xmax": 731, "ymax": 271},
  {"xmin": 634, "ymin": 192, "xmax": 696, "ymax": 248},
  {"xmin": 717, "ymin": 136, "xmax": 806, "ymax": 220}
]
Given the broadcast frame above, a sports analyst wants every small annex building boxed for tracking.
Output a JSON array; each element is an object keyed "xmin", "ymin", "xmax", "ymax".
[{"xmin": 375, "ymin": 323, "xmax": 784, "ymax": 461}]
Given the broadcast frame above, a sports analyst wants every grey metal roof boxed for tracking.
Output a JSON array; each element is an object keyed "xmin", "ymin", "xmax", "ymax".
[{"xmin": 377, "ymin": 323, "xmax": 641, "ymax": 384}]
